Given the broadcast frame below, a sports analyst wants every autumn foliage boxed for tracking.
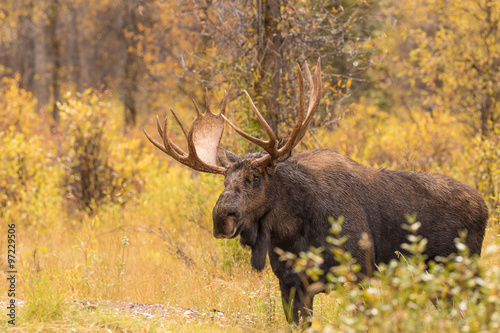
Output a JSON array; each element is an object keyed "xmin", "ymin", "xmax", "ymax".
[{"xmin": 0, "ymin": 0, "xmax": 499, "ymax": 331}]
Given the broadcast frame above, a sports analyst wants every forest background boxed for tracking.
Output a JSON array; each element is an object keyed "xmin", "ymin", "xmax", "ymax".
[{"xmin": 0, "ymin": 0, "xmax": 499, "ymax": 331}]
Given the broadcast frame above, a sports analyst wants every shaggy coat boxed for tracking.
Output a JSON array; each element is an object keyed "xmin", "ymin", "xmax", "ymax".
[{"xmin": 213, "ymin": 149, "xmax": 488, "ymax": 323}]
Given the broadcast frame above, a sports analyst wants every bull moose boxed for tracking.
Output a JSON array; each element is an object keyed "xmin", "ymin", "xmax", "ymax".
[{"xmin": 144, "ymin": 59, "xmax": 488, "ymax": 324}]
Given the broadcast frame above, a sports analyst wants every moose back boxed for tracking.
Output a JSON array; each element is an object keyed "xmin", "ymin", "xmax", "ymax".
[{"xmin": 144, "ymin": 59, "xmax": 488, "ymax": 324}]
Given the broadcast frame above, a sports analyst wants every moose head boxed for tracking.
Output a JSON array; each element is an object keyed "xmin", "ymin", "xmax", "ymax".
[{"xmin": 144, "ymin": 59, "xmax": 323, "ymax": 258}]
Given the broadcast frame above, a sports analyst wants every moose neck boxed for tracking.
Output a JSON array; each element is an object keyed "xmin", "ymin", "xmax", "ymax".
[
  {"xmin": 246, "ymin": 159, "xmax": 318, "ymax": 271},
  {"xmin": 267, "ymin": 161, "xmax": 319, "ymax": 245}
]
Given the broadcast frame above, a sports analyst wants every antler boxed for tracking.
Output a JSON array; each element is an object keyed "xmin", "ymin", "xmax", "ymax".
[
  {"xmin": 222, "ymin": 58, "xmax": 323, "ymax": 169},
  {"xmin": 144, "ymin": 90, "xmax": 227, "ymax": 174}
]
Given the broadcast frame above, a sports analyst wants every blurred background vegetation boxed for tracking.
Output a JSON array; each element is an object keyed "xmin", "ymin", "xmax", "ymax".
[{"xmin": 0, "ymin": 0, "xmax": 499, "ymax": 331}]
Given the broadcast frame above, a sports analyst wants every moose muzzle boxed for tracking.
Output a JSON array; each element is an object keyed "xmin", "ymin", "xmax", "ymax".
[{"xmin": 212, "ymin": 191, "xmax": 241, "ymax": 239}]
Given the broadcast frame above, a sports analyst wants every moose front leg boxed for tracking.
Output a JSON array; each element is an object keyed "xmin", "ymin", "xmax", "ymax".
[{"xmin": 279, "ymin": 282, "xmax": 314, "ymax": 326}]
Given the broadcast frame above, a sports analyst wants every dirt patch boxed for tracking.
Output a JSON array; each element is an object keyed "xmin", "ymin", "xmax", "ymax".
[
  {"xmin": 1, "ymin": 299, "xmax": 256, "ymax": 326},
  {"xmin": 78, "ymin": 300, "xmax": 256, "ymax": 325}
]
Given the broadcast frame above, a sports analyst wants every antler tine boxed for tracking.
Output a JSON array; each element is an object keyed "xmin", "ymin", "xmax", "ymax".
[
  {"xmin": 144, "ymin": 116, "xmax": 185, "ymax": 158},
  {"xmin": 170, "ymin": 109, "xmax": 189, "ymax": 139},
  {"xmin": 298, "ymin": 64, "xmax": 306, "ymax": 124},
  {"xmin": 219, "ymin": 90, "xmax": 228, "ymax": 115},
  {"xmin": 220, "ymin": 90, "xmax": 279, "ymax": 157},
  {"xmin": 191, "ymin": 97, "xmax": 202, "ymax": 115},
  {"xmin": 205, "ymin": 88, "xmax": 211, "ymax": 114},
  {"xmin": 275, "ymin": 63, "xmax": 306, "ymax": 154},
  {"xmin": 144, "ymin": 92, "xmax": 227, "ymax": 175},
  {"xmin": 277, "ymin": 58, "xmax": 321, "ymax": 151},
  {"xmin": 304, "ymin": 58, "xmax": 321, "ymax": 119},
  {"xmin": 156, "ymin": 114, "xmax": 164, "ymax": 139},
  {"xmin": 221, "ymin": 114, "xmax": 275, "ymax": 152},
  {"xmin": 144, "ymin": 127, "xmax": 169, "ymax": 155},
  {"xmin": 243, "ymin": 90, "xmax": 277, "ymax": 145},
  {"xmin": 304, "ymin": 61, "xmax": 314, "ymax": 96},
  {"xmin": 294, "ymin": 57, "xmax": 322, "ymax": 146},
  {"xmin": 248, "ymin": 58, "xmax": 323, "ymax": 169},
  {"xmin": 158, "ymin": 115, "xmax": 186, "ymax": 157}
]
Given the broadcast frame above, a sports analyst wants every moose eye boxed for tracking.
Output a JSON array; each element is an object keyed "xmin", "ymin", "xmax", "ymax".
[{"xmin": 253, "ymin": 175, "xmax": 260, "ymax": 183}]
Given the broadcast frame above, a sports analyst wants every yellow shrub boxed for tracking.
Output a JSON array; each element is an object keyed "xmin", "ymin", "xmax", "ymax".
[
  {"xmin": 0, "ymin": 129, "xmax": 62, "ymax": 226},
  {"xmin": 0, "ymin": 76, "xmax": 62, "ymax": 227},
  {"xmin": 0, "ymin": 74, "xmax": 38, "ymax": 135},
  {"xmin": 319, "ymin": 103, "xmax": 464, "ymax": 174},
  {"xmin": 59, "ymin": 90, "xmax": 153, "ymax": 213},
  {"xmin": 461, "ymin": 129, "xmax": 500, "ymax": 211}
]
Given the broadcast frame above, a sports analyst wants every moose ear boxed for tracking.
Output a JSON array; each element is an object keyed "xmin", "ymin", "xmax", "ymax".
[
  {"xmin": 265, "ymin": 151, "xmax": 290, "ymax": 175},
  {"xmin": 217, "ymin": 147, "xmax": 241, "ymax": 167},
  {"xmin": 266, "ymin": 162, "xmax": 278, "ymax": 175}
]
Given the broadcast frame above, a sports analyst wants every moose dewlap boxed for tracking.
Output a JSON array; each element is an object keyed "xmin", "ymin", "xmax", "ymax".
[{"xmin": 144, "ymin": 58, "xmax": 488, "ymax": 325}]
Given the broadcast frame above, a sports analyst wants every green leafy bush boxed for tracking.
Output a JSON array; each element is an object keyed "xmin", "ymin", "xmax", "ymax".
[{"xmin": 279, "ymin": 216, "xmax": 499, "ymax": 332}]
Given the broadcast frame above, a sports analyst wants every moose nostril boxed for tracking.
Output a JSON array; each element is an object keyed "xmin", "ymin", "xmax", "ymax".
[{"xmin": 227, "ymin": 211, "xmax": 238, "ymax": 219}]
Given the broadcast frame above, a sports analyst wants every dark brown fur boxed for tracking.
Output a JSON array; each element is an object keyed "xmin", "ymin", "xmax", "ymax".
[{"xmin": 213, "ymin": 149, "xmax": 488, "ymax": 324}]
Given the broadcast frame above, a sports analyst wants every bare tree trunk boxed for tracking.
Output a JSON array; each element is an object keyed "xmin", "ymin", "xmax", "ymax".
[
  {"xmin": 35, "ymin": 17, "xmax": 50, "ymax": 112},
  {"xmin": 18, "ymin": 0, "xmax": 36, "ymax": 92},
  {"xmin": 123, "ymin": 51, "xmax": 138, "ymax": 126},
  {"xmin": 199, "ymin": 0, "xmax": 213, "ymax": 99},
  {"xmin": 69, "ymin": 4, "xmax": 83, "ymax": 93},
  {"xmin": 254, "ymin": 0, "xmax": 283, "ymax": 135},
  {"xmin": 480, "ymin": 93, "xmax": 492, "ymax": 138},
  {"xmin": 122, "ymin": 0, "xmax": 139, "ymax": 127},
  {"xmin": 24, "ymin": 32, "xmax": 36, "ymax": 92},
  {"xmin": 48, "ymin": 0, "xmax": 61, "ymax": 126}
]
